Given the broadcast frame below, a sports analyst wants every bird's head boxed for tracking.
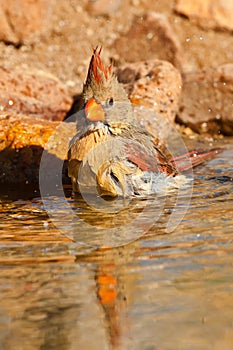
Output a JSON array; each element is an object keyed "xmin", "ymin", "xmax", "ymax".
[{"xmin": 82, "ymin": 47, "xmax": 133, "ymax": 125}]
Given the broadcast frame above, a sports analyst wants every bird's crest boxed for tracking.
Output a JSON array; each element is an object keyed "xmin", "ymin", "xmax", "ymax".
[{"xmin": 86, "ymin": 46, "xmax": 113, "ymax": 85}]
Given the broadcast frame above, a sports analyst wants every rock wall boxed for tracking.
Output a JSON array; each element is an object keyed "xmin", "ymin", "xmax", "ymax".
[{"xmin": 0, "ymin": 0, "xmax": 232, "ymax": 184}]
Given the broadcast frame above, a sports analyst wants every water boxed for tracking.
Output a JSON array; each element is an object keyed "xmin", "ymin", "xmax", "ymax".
[{"xmin": 0, "ymin": 137, "xmax": 233, "ymax": 349}]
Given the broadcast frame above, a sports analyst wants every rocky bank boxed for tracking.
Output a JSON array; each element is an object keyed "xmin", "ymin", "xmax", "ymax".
[{"xmin": 0, "ymin": 0, "xmax": 232, "ymax": 184}]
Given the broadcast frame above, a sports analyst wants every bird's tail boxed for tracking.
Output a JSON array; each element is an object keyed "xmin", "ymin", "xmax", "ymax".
[{"xmin": 170, "ymin": 148, "xmax": 222, "ymax": 172}]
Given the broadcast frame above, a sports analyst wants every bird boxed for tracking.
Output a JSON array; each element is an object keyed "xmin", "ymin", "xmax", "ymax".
[{"xmin": 68, "ymin": 47, "xmax": 220, "ymax": 197}]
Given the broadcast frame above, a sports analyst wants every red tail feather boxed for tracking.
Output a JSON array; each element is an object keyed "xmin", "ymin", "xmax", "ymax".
[{"xmin": 170, "ymin": 148, "xmax": 222, "ymax": 172}]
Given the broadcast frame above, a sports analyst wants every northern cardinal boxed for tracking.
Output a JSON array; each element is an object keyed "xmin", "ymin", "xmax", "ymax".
[{"xmin": 68, "ymin": 47, "xmax": 220, "ymax": 197}]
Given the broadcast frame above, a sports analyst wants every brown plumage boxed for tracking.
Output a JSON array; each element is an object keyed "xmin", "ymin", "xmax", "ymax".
[{"xmin": 68, "ymin": 48, "xmax": 220, "ymax": 197}]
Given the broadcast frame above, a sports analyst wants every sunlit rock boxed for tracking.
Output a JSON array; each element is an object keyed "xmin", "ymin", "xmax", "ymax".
[{"xmin": 177, "ymin": 64, "xmax": 233, "ymax": 135}]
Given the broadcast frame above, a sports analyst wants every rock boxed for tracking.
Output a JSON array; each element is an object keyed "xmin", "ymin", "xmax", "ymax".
[
  {"xmin": 0, "ymin": 113, "xmax": 76, "ymax": 184},
  {"xmin": 175, "ymin": 0, "xmax": 233, "ymax": 32},
  {"xmin": 0, "ymin": 65, "xmax": 72, "ymax": 121},
  {"xmin": 117, "ymin": 59, "xmax": 182, "ymax": 142},
  {"xmin": 112, "ymin": 12, "xmax": 183, "ymax": 69},
  {"xmin": 86, "ymin": 0, "xmax": 122, "ymax": 16},
  {"xmin": 0, "ymin": 0, "xmax": 54, "ymax": 45},
  {"xmin": 177, "ymin": 64, "xmax": 233, "ymax": 135}
]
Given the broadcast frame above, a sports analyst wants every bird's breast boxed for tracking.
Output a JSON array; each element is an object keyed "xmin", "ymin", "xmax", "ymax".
[{"xmin": 69, "ymin": 126, "xmax": 110, "ymax": 162}]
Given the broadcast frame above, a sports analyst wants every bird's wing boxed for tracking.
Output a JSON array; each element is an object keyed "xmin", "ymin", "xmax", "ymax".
[{"xmin": 125, "ymin": 140, "xmax": 177, "ymax": 176}]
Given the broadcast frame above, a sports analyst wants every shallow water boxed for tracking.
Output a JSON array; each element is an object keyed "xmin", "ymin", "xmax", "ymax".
[{"xmin": 0, "ymin": 137, "xmax": 233, "ymax": 350}]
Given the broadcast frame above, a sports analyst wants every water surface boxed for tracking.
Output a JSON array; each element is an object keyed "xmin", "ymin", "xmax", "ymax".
[{"xmin": 0, "ymin": 137, "xmax": 233, "ymax": 350}]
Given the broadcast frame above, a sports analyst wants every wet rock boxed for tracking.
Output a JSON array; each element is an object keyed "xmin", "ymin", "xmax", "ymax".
[
  {"xmin": 177, "ymin": 64, "xmax": 233, "ymax": 135},
  {"xmin": 112, "ymin": 12, "xmax": 183, "ymax": 69},
  {"xmin": 86, "ymin": 0, "xmax": 122, "ymax": 16},
  {"xmin": 0, "ymin": 113, "xmax": 76, "ymax": 183},
  {"xmin": 117, "ymin": 59, "xmax": 182, "ymax": 142},
  {"xmin": 0, "ymin": 0, "xmax": 54, "ymax": 45},
  {"xmin": 0, "ymin": 65, "xmax": 72, "ymax": 121},
  {"xmin": 175, "ymin": 0, "xmax": 233, "ymax": 32}
]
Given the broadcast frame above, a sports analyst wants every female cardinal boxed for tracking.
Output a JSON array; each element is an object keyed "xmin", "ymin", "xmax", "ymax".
[{"xmin": 68, "ymin": 47, "xmax": 219, "ymax": 197}]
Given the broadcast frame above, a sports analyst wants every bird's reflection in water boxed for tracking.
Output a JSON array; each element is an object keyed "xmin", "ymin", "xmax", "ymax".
[
  {"xmin": 32, "ymin": 190, "xmax": 182, "ymax": 348},
  {"xmin": 94, "ymin": 259, "xmax": 130, "ymax": 348},
  {"xmin": 75, "ymin": 245, "xmax": 138, "ymax": 349}
]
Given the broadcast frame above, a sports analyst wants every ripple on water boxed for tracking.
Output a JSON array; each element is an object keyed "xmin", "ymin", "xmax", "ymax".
[{"xmin": 0, "ymin": 138, "xmax": 232, "ymax": 349}]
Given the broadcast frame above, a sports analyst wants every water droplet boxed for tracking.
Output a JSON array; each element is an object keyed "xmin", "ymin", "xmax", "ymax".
[
  {"xmin": 201, "ymin": 122, "xmax": 208, "ymax": 131},
  {"xmin": 199, "ymin": 35, "xmax": 204, "ymax": 41},
  {"xmin": 8, "ymin": 100, "xmax": 14, "ymax": 106},
  {"xmin": 147, "ymin": 32, "xmax": 153, "ymax": 40},
  {"xmin": 186, "ymin": 37, "xmax": 190, "ymax": 42},
  {"xmin": 59, "ymin": 20, "xmax": 65, "ymax": 27}
]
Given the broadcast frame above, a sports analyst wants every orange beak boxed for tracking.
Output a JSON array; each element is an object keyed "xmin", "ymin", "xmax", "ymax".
[{"xmin": 85, "ymin": 97, "xmax": 105, "ymax": 122}]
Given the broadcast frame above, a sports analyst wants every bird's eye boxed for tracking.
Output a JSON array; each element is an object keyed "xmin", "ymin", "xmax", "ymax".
[{"xmin": 106, "ymin": 97, "xmax": 114, "ymax": 108}]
